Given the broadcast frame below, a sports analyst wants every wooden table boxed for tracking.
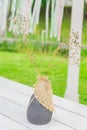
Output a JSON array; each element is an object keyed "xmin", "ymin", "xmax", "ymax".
[{"xmin": 0, "ymin": 77, "xmax": 87, "ymax": 130}]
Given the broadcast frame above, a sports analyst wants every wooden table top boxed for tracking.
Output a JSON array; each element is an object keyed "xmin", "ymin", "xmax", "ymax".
[{"xmin": 0, "ymin": 76, "xmax": 87, "ymax": 130}]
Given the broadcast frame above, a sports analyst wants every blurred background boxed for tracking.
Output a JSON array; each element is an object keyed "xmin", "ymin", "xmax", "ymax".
[{"xmin": 0, "ymin": 0, "xmax": 87, "ymax": 106}]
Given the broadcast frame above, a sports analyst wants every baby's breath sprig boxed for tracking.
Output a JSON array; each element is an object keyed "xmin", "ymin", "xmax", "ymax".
[
  {"xmin": 69, "ymin": 30, "xmax": 81, "ymax": 66},
  {"xmin": 11, "ymin": 13, "xmax": 29, "ymax": 36},
  {"xmin": 29, "ymin": 53, "xmax": 40, "ymax": 75}
]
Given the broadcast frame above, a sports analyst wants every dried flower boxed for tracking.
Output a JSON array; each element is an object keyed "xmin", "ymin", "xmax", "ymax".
[
  {"xmin": 11, "ymin": 13, "xmax": 29, "ymax": 36},
  {"xmin": 69, "ymin": 31, "xmax": 81, "ymax": 66}
]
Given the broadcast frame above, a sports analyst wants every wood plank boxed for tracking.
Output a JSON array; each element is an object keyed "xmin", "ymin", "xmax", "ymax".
[
  {"xmin": 0, "ymin": 97, "xmax": 74, "ymax": 130},
  {"xmin": 0, "ymin": 78, "xmax": 87, "ymax": 129},
  {"xmin": 0, "ymin": 114, "xmax": 31, "ymax": 130},
  {"xmin": 0, "ymin": 83, "xmax": 30, "ymax": 107},
  {"xmin": 54, "ymin": 96, "xmax": 87, "ymax": 118},
  {"xmin": 0, "ymin": 89, "xmax": 76, "ymax": 130},
  {"xmin": 0, "ymin": 77, "xmax": 33, "ymax": 95},
  {"xmin": 53, "ymin": 106, "xmax": 87, "ymax": 130},
  {"xmin": 0, "ymin": 94, "xmax": 87, "ymax": 130},
  {"xmin": 0, "ymin": 76, "xmax": 87, "ymax": 118},
  {"xmin": 0, "ymin": 95, "xmax": 87, "ymax": 130}
]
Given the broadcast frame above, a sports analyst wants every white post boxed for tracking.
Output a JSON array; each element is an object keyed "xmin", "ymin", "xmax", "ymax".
[
  {"xmin": 50, "ymin": 0, "xmax": 55, "ymax": 38},
  {"xmin": 9, "ymin": 0, "xmax": 17, "ymax": 32},
  {"xmin": 0, "ymin": 0, "xmax": 3, "ymax": 32},
  {"xmin": 50, "ymin": 0, "xmax": 64, "ymax": 40},
  {"xmin": 29, "ymin": 0, "xmax": 42, "ymax": 33},
  {"xmin": 0, "ymin": 0, "xmax": 10, "ymax": 37},
  {"xmin": 57, "ymin": 0, "xmax": 64, "ymax": 41},
  {"xmin": 64, "ymin": 0, "xmax": 84, "ymax": 102},
  {"xmin": 45, "ymin": 0, "xmax": 50, "ymax": 38}
]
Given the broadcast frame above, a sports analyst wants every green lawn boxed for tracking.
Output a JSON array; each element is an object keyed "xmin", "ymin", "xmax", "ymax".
[{"xmin": 0, "ymin": 51, "xmax": 87, "ymax": 106}]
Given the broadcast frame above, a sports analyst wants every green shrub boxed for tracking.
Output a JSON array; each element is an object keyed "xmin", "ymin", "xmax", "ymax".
[
  {"xmin": 0, "ymin": 42, "xmax": 17, "ymax": 52},
  {"xmin": 0, "ymin": 41, "xmax": 87, "ymax": 57}
]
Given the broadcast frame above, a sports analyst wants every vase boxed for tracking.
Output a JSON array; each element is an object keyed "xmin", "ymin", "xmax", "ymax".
[{"xmin": 27, "ymin": 76, "xmax": 54, "ymax": 125}]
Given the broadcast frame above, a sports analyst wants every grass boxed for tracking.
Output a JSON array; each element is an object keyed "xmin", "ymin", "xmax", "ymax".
[{"xmin": 0, "ymin": 51, "xmax": 87, "ymax": 106}]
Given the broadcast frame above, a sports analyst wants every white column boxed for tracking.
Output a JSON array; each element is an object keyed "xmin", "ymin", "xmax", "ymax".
[
  {"xmin": 64, "ymin": 0, "xmax": 84, "ymax": 102},
  {"xmin": 50, "ymin": 0, "xmax": 55, "ymax": 38},
  {"xmin": 57, "ymin": 0, "xmax": 64, "ymax": 41},
  {"xmin": 9, "ymin": 0, "xmax": 17, "ymax": 31},
  {"xmin": 0, "ymin": 0, "xmax": 10, "ymax": 37},
  {"xmin": 45, "ymin": 0, "xmax": 50, "ymax": 38},
  {"xmin": 50, "ymin": 0, "xmax": 64, "ymax": 40},
  {"xmin": 0, "ymin": 0, "xmax": 3, "ymax": 31},
  {"xmin": 29, "ymin": 0, "xmax": 42, "ymax": 33}
]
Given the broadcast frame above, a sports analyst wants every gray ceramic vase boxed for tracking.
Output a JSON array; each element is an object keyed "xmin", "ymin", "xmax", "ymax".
[{"xmin": 27, "ymin": 94, "xmax": 53, "ymax": 125}]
